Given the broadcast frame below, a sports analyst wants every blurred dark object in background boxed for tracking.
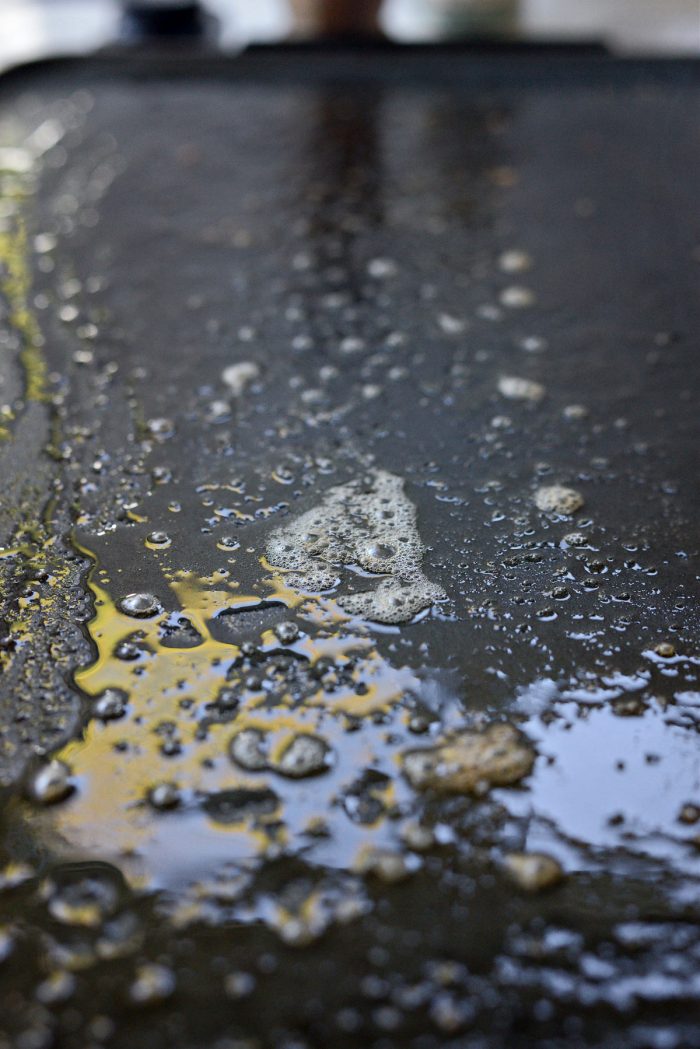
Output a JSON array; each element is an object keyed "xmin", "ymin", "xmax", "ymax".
[
  {"xmin": 290, "ymin": 0, "xmax": 383, "ymax": 38},
  {"xmin": 121, "ymin": 0, "xmax": 213, "ymax": 39}
]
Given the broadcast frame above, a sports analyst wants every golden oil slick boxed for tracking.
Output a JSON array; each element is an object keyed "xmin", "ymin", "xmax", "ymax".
[
  {"xmin": 0, "ymin": 188, "xmax": 48, "ymax": 422},
  {"xmin": 37, "ymin": 536, "xmax": 420, "ymax": 888}
]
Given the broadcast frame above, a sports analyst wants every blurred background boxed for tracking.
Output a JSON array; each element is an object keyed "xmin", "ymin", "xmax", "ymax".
[{"xmin": 0, "ymin": 0, "xmax": 698, "ymax": 72}]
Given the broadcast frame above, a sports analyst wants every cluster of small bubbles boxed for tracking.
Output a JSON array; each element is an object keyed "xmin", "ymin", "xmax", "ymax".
[
  {"xmin": 562, "ymin": 531, "xmax": 588, "ymax": 548},
  {"xmin": 535, "ymin": 485, "xmax": 585, "ymax": 516},
  {"xmin": 266, "ymin": 469, "xmax": 445, "ymax": 624}
]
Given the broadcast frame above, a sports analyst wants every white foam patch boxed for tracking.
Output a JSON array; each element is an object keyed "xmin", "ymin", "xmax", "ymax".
[{"xmin": 266, "ymin": 469, "xmax": 445, "ymax": 624}]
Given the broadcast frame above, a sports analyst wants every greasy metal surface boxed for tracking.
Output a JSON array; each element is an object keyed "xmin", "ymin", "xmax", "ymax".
[{"xmin": 0, "ymin": 48, "xmax": 699, "ymax": 1049}]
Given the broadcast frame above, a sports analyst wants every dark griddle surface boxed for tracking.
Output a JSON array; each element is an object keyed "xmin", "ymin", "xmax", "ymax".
[{"xmin": 0, "ymin": 46, "xmax": 699, "ymax": 1049}]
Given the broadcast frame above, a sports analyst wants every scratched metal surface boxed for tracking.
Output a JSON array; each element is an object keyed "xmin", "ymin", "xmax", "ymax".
[{"xmin": 0, "ymin": 47, "xmax": 699, "ymax": 1049}]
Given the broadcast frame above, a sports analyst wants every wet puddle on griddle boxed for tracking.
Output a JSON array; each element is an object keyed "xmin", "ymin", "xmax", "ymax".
[{"xmin": 14, "ymin": 508, "xmax": 700, "ymax": 913}]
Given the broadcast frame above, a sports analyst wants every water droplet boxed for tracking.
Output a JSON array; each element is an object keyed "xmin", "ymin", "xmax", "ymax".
[
  {"xmin": 216, "ymin": 535, "xmax": 239, "ymax": 552},
  {"xmin": 276, "ymin": 733, "xmax": 333, "ymax": 779},
  {"xmin": 500, "ymin": 285, "xmax": 535, "ymax": 308},
  {"xmin": 147, "ymin": 782, "xmax": 181, "ymax": 811},
  {"xmin": 115, "ymin": 640, "xmax": 141, "ymax": 661},
  {"xmin": 0, "ymin": 927, "xmax": 15, "ymax": 963},
  {"xmin": 35, "ymin": 970, "xmax": 76, "ymax": 1005},
  {"xmin": 363, "ymin": 542, "xmax": 396, "ymax": 561},
  {"xmin": 146, "ymin": 417, "xmax": 174, "ymax": 441},
  {"xmin": 274, "ymin": 620, "xmax": 299, "ymax": 645},
  {"xmin": 224, "ymin": 971, "xmax": 256, "ymax": 999},
  {"xmin": 499, "ymin": 249, "xmax": 532, "ymax": 273},
  {"xmin": 119, "ymin": 592, "xmax": 161, "ymax": 618},
  {"xmin": 498, "ymin": 375, "xmax": 545, "ymax": 401},
  {"xmin": 94, "ymin": 688, "xmax": 128, "ymax": 720},
  {"xmin": 221, "ymin": 361, "xmax": 260, "ymax": 396},
  {"xmin": 45, "ymin": 873, "xmax": 119, "ymax": 927},
  {"xmin": 146, "ymin": 530, "xmax": 171, "ymax": 549},
  {"xmin": 26, "ymin": 760, "xmax": 75, "ymax": 805},
  {"xmin": 504, "ymin": 852, "xmax": 564, "ymax": 892},
  {"xmin": 128, "ymin": 963, "xmax": 176, "ymax": 1006},
  {"xmin": 562, "ymin": 531, "xmax": 587, "ymax": 547},
  {"xmin": 229, "ymin": 728, "xmax": 268, "ymax": 772}
]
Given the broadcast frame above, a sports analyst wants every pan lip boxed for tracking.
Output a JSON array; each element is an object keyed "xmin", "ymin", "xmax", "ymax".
[{"xmin": 0, "ymin": 42, "xmax": 699, "ymax": 95}]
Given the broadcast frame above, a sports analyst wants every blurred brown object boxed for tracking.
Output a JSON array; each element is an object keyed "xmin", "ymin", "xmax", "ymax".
[{"xmin": 290, "ymin": 0, "xmax": 383, "ymax": 38}]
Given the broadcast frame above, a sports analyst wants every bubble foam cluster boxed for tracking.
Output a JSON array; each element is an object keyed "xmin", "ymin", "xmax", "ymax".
[{"xmin": 266, "ymin": 469, "xmax": 445, "ymax": 624}]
